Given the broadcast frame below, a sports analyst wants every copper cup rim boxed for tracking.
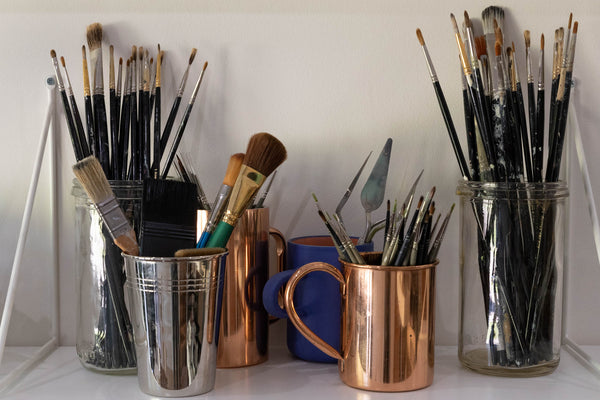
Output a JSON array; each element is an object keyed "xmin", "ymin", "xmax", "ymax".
[{"xmin": 339, "ymin": 251, "xmax": 439, "ymax": 272}]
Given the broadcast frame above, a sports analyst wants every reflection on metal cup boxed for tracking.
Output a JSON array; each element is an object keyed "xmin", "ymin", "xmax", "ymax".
[
  {"xmin": 124, "ymin": 250, "xmax": 227, "ymax": 397},
  {"xmin": 284, "ymin": 252, "xmax": 437, "ymax": 392}
]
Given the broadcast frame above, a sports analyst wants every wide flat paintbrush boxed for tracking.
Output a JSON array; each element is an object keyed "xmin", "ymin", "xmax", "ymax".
[
  {"xmin": 161, "ymin": 61, "xmax": 208, "ymax": 178},
  {"xmin": 87, "ymin": 23, "xmax": 110, "ymax": 176},
  {"xmin": 72, "ymin": 156, "xmax": 139, "ymax": 255},
  {"xmin": 206, "ymin": 133, "xmax": 287, "ymax": 248},
  {"xmin": 139, "ymin": 178, "xmax": 199, "ymax": 257},
  {"xmin": 197, "ymin": 153, "xmax": 244, "ymax": 248},
  {"xmin": 160, "ymin": 48, "xmax": 197, "ymax": 158},
  {"xmin": 50, "ymin": 50, "xmax": 85, "ymax": 160},
  {"xmin": 59, "ymin": 54, "xmax": 90, "ymax": 158}
]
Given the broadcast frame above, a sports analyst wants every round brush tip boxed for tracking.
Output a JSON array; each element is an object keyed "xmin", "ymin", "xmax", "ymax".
[
  {"xmin": 416, "ymin": 28, "xmax": 425, "ymax": 45},
  {"xmin": 50, "ymin": 49, "xmax": 56, "ymax": 58}
]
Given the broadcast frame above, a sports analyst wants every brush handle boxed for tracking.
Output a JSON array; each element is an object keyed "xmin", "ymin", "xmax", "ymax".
[
  {"xmin": 110, "ymin": 89, "xmax": 119, "ymax": 180},
  {"xmin": 93, "ymin": 93, "xmax": 111, "ymax": 177},
  {"xmin": 515, "ymin": 84, "xmax": 534, "ymax": 181},
  {"xmin": 205, "ymin": 221, "xmax": 234, "ymax": 248},
  {"xmin": 129, "ymin": 92, "xmax": 140, "ymax": 180},
  {"xmin": 533, "ymin": 88, "xmax": 545, "ymax": 182},
  {"xmin": 433, "ymin": 82, "xmax": 471, "ymax": 180},
  {"xmin": 527, "ymin": 82, "xmax": 537, "ymax": 172},
  {"xmin": 141, "ymin": 91, "xmax": 151, "ymax": 178},
  {"xmin": 159, "ymin": 96, "xmax": 182, "ymax": 160},
  {"xmin": 69, "ymin": 94, "xmax": 90, "ymax": 158},
  {"xmin": 546, "ymin": 74, "xmax": 573, "ymax": 182},
  {"xmin": 118, "ymin": 94, "xmax": 131, "ymax": 180},
  {"xmin": 152, "ymin": 87, "xmax": 161, "ymax": 177},
  {"xmin": 84, "ymin": 95, "xmax": 98, "ymax": 157},
  {"xmin": 161, "ymin": 102, "xmax": 193, "ymax": 179},
  {"xmin": 548, "ymin": 77, "xmax": 559, "ymax": 154},
  {"xmin": 463, "ymin": 89, "xmax": 479, "ymax": 181},
  {"xmin": 60, "ymin": 90, "xmax": 85, "ymax": 160}
]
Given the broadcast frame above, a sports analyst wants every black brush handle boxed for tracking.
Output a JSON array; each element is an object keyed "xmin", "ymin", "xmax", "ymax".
[
  {"xmin": 527, "ymin": 82, "xmax": 537, "ymax": 179},
  {"xmin": 161, "ymin": 102, "xmax": 193, "ymax": 179},
  {"xmin": 129, "ymin": 93, "xmax": 140, "ymax": 180},
  {"xmin": 490, "ymin": 94, "xmax": 508, "ymax": 181},
  {"xmin": 515, "ymin": 85, "xmax": 534, "ymax": 181},
  {"xmin": 159, "ymin": 96, "xmax": 182, "ymax": 159},
  {"xmin": 84, "ymin": 95, "xmax": 98, "ymax": 157},
  {"xmin": 110, "ymin": 89, "xmax": 119, "ymax": 180},
  {"xmin": 546, "ymin": 74, "xmax": 573, "ymax": 182},
  {"xmin": 533, "ymin": 88, "xmax": 545, "ymax": 182},
  {"xmin": 59, "ymin": 90, "xmax": 85, "ymax": 160},
  {"xmin": 467, "ymin": 82, "xmax": 498, "ymax": 181},
  {"xmin": 118, "ymin": 94, "xmax": 131, "ymax": 180},
  {"xmin": 463, "ymin": 88, "xmax": 479, "ymax": 181},
  {"xmin": 93, "ymin": 93, "xmax": 111, "ymax": 177},
  {"xmin": 68, "ymin": 93, "xmax": 90, "ymax": 158},
  {"xmin": 548, "ymin": 78, "xmax": 559, "ymax": 159},
  {"xmin": 505, "ymin": 90, "xmax": 524, "ymax": 181},
  {"xmin": 141, "ymin": 91, "xmax": 151, "ymax": 178},
  {"xmin": 432, "ymin": 81, "xmax": 471, "ymax": 180},
  {"xmin": 152, "ymin": 87, "xmax": 161, "ymax": 177}
]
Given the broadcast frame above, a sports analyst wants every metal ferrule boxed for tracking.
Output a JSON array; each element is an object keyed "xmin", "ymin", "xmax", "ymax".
[
  {"xmin": 90, "ymin": 48, "xmax": 104, "ymax": 95},
  {"xmin": 496, "ymin": 55, "xmax": 506, "ymax": 91},
  {"xmin": 456, "ymin": 34, "xmax": 472, "ymax": 77},
  {"xmin": 124, "ymin": 64, "xmax": 131, "ymax": 96},
  {"xmin": 51, "ymin": 57, "xmax": 65, "ymax": 91},
  {"xmin": 465, "ymin": 27, "xmax": 479, "ymax": 71},
  {"xmin": 538, "ymin": 51, "xmax": 545, "ymax": 90},
  {"xmin": 204, "ymin": 185, "xmax": 232, "ymax": 234},
  {"xmin": 177, "ymin": 67, "xmax": 191, "ymax": 97},
  {"xmin": 189, "ymin": 68, "xmax": 206, "ymax": 105},
  {"xmin": 221, "ymin": 165, "xmax": 265, "ymax": 227},
  {"xmin": 143, "ymin": 53, "xmax": 150, "ymax": 92},
  {"xmin": 526, "ymin": 50, "xmax": 533, "ymax": 83},
  {"xmin": 131, "ymin": 59, "xmax": 137, "ymax": 93},
  {"xmin": 96, "ymin": 196, "xmax": 132, "ymax": 239},
  {"xmin": 64, "ymin": 70, "xmax": 74, "ymax": 97},
  {"xmin": 421, "ymin": 45, "xmax": 438, "ymax": 82},
  {"xmin": 566, "ymin": 33, "xmax": 577, "ymax": 72}
]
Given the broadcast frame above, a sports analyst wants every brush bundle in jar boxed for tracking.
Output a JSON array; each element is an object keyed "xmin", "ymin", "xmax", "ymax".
[{"xmin": 417, "ymin": 8, "xmax": 577, "ymax": 375}]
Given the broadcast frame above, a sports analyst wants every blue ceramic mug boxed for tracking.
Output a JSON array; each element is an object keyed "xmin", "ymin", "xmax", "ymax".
[{"xmin": 262, "ymin": 235, "xmax": 373, "ymax": 363}]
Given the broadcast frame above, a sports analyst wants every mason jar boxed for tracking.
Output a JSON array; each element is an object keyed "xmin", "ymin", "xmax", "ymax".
[
  {"xmin": 72, "ymin": 179, "xmax": 142, "ymax": 373},
  {"xmin": 457, "ymin": 181, "xmax": 568, "ymax": 377}
]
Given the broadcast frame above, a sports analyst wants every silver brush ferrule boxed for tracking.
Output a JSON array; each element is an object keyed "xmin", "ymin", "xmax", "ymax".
[
  {"xmin": 177, "ymin": 67, "xmax": 190, "ymax": 97},
  {"xmin": 51, "ymin": 57, "xmax": 65, "ymax": 91},
  {"xmin": 421, "ymin": 46, "xmax": 438, "ymax": 82},
  {"xmin": 96, "ymin": 196, "xmax": 131, "ymax": 239},
  {"xmin": 205, "ymin": 185, "xmax": 232, "ymax": 234}
]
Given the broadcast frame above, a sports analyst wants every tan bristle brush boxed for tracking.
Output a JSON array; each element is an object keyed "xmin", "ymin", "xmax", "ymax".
[
  {"xmin": 197, "ymin": 153, "xmax": 245, "ymax": 248},
  {"xmin": 205, "ymin": 133, "xmax": 287, "ymax": 248},
  {"xmin": 73, "ymin": 156, "xmax": 139, "ymax": 255}
]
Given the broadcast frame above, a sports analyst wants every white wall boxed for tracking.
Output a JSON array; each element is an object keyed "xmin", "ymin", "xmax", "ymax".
[{"xmin": 1, "ymin": 1, "xmax": 599, "ymax": 346}]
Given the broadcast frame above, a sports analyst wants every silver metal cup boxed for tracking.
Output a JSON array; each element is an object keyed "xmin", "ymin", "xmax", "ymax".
[{"xmin": 123, "ymin": 250, "xmax": 227, "ymax": 397}]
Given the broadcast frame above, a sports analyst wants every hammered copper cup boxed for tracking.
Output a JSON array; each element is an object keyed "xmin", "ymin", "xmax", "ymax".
[
  {"xmin": 198, "ymin": 208, "xmax": 286, "ymax": 368},
  {"xmin": 284, "ymin": 252, "xmax": 437, "ymax": 392}
]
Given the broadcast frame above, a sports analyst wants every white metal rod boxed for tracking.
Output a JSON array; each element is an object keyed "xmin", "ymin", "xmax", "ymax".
[{"xmin": 0, "ymin": 77, "xmax": 56, "ymax": 367}]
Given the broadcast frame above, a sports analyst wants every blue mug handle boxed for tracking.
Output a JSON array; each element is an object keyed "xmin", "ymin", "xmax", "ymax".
[{"xmin": 263, "ymin": 269, "xmax": 295, "ymax": 319}]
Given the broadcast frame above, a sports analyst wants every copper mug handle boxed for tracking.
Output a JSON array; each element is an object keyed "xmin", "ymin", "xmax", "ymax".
[
  {"xmin": 243, "ymin": 227, "xmax": 287, "ymax": 314},
  {"xmin": 283, "ymin": 262, "xmax": 344, "ymax": 360}
]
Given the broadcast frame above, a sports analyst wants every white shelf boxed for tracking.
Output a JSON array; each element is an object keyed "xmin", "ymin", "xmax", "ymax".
[{"xmin": 1, "ymin": 341, "xmax": 599, "ymax": 399}]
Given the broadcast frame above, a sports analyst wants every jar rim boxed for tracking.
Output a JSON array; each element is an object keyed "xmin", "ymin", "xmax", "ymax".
[{"xmin": 456, "ymin": 180, "xmax": 569, "ymax": 199}]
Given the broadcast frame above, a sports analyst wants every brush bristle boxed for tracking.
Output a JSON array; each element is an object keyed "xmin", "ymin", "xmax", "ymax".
[
  {"xmin": 568, "ymin": 13, "xmax": 573, "ymax": 29},
  {"xmin": 475, "ymin": 36, "xmax": 487, "ymax": 58},
  {"xmin": 573, "ymin": 21, "xmax": 578, "ymax": 34},
  {"xmin": 482, "ymin": 6, "xmax": 504, "ymax": 34},
  {"xmin": 243, "ymin": 133, "xmax": 287, "ymax": 177},
  {"xmin": 495, "ymin": 26, "xmax": 503, "ymax": 46},
  {"xmin": 189, "ymin": 48, "xmax": 197, "ymax": 64},
  {"xmin": 495, "ymin": 41, "xmax": 502, "ymax": 57},
  {"xmin": 50, "ymin": 49, "xmax": 57, "ymax": 58},
  {"xmin": 541, "ymin": 34, "xmax": 545, "ymax": 49},
  {"xmin": 60, "ymin": 56, "xmax": 65, "ymax": 67},
  {"xmin": 464, "ymin": 11, "xmax": 472, "ymax": 28},
  {"xmin": 223, "ymin": 153, "xmax": 245, "ymax": 187},
  {"xmin": 72, "ymin": 156, "xmax": 113, "ymax": 204},
  {"xmin": 131, "ymin": 45, "xmax": 137, "ymax": 60},
  {"xmin": 86, "ymin": 23, "xmax": 103, "ymax": 50},
  {"xmin": 524, "ymin": 30, "xmax": 531, "ymax": 47},
  {"xmin": 81, "ymin": 45, "xmax": 87, "ymax": 60},
  {"xmin": 416, "ymin": 28, "xmax": 425, "ymax": 46},
  {"xmin": 450, "ymin": 13, "xmax": 460, "ymax": 34}
]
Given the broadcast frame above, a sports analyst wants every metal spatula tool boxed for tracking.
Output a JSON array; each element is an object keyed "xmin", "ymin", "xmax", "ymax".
[{"xmin": 359, "ymin": 138, "xmax": 392, "ymax": 244}]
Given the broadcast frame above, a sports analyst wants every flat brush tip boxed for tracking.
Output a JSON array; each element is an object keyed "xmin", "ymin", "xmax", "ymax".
[
  {"xmin": 464, "ymin": 10, "xmax": 472, "ymax": 27},
  {"xmin": 86, "ymin": 22, "xmax": 103, "ymax": 49},
  {"xmin": 541, "ymin": 34, "xmax": 545, "ymax": 49},
  {"xmin": 203, "ymin": 61, "xmax": 208, "ymax": 70},
  {"xmin": 223, "ymin": 153, "xmax": 245, "ymax": 186},
  {"xmin": 495, "ymin": 41, "xmax": 502, "ymax": 56},
  {"xmin": 524, "ymin": 30, "xmax": 531, "ymax": 47},
  {"xmin": 189, "ymin": 48, "xmax": 197, "ymax": 64},
  {"xmin": 573, "ymin": 21, "xmax": 578, "ymax": 33},
  {"xmin": 416, "ymin": 28, "xmax": 425, "ymax": 45},
  {"xmin": 60, "ymin": 56, "xmax": 65, "ymax": 66},
  {"xmin": 568, "ymin": 13, "xmax": 573, "ymax": 29},
  {"xmin": 50, "ymin": 49, "xmax": 56, "ymax": 58}
]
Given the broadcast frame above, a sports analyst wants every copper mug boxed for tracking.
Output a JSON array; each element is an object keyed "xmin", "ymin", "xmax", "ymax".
[
  {"xmin": 199, "ymin": 208, "xmax": 285, "ymax": 368},
  {"xmin": 284, "ymin": 252, "xmax": 437, "ymax": 392}
]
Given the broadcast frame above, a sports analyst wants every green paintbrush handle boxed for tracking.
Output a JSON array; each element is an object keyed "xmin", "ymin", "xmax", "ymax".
[{"xmin": 206, "ymin": 221, "xmax": 234, "ymax": 248}]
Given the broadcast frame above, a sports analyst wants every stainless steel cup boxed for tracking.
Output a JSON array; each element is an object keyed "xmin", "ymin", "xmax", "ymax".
[{"xmin": 123, "ymin": 250, "xmax": 227, "ymax": 397}]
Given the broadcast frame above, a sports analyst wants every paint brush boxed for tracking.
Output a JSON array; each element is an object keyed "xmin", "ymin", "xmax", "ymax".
[
  {"xmin": 109, "ymin": 45, "xmax": 119, "ymax": 179},
  {"xmin": 82, "ymin": 45, "xmax": 98, "ymax": 158},
  {"xmin": 87, "ymin": 23, "xmax": 110, "ymax": 176},
  {"xmin": 334, "ymin": 151, "xmax": 371, "ymax": 223},
  {"xmin": 161, "ymin": 61, "xmax": 208, "ymax": 179},
  {"xmin": 206, "ymin": 133, "xmax": 287, "ymax": 248},
  {"xmin": 129, "ymin": 47, "xmax": 140, "ymax": 180},
  {"xmin": 50, "ymin": 50, "xmax": 85, "ymax": 160},
  {"xmin": 141, "ymin": 49, "xmax": 151, "ymax": 178},
  {"xmin": 253, "ymin": 169, "xmax": 278, "ymax": 208},
  {"xmin": 160, "ymin": 48, "xmax": 197, "ymax": 158},
  {"xmin": 317, "ymin": 210, "xmax": 348, "ymax": 261},
  {"xmin": 72, "ymin": 156, "xmax": 139, "ymax": 255},
  {"xmin": 533, "ymin": 34, "xmax": 545, "ymax": 182},
  {"xmin": 417, "ymin": 28, "xmax": 471, "ymax": 180},
  {"xmin": 60, "ymin": 55, "xmax": 90, "ymax": 158},
  {"xmin": 427, "ymin": 203, "xmax": 455, "ymax": 263},
  {"xmin": 151, "ymin": 52, "xmax": 163, "ymax": 177},
  {"xmin": 118, "ymin": 60, "xmax": 132, "ymax": 180},
  {"xmin": 525, "ymin": 30, "xmax": 538, "ymax": 181},
  {"xmin": 482, "ymin": 6, "xmax": 504, "ymax": 79},
  {"xmin": 139, "ymin": 178, "xmax": 199, "ymax": 256},
  {"xmin": 197, "ymin": 153, "xmax": 245, "ymax": 248}
]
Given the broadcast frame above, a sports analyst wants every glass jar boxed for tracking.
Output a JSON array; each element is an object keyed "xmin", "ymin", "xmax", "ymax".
[
  {"xmin": 457, "ymin": 181, "xmax": 568, "ymax": 377},
  {"xmin": 72, "ymin": 179, "xmax": 142, "ymax": 374}
]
